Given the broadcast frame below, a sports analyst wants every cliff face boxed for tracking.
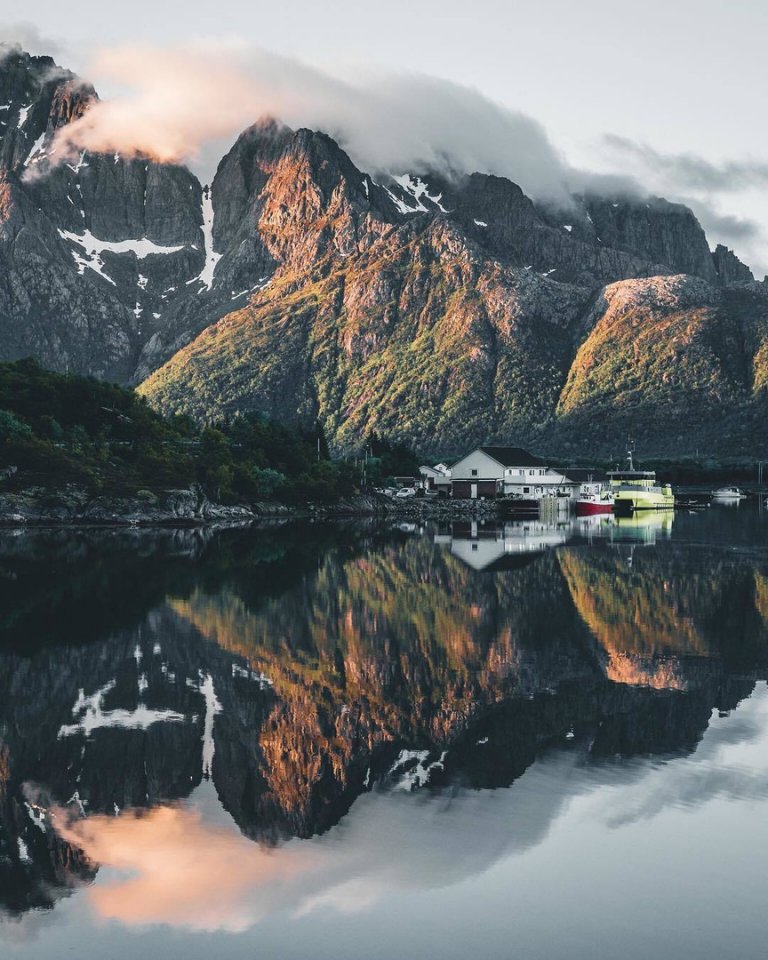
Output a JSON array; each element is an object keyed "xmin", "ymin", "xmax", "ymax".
[
  {"xmin": 0, "ymin": 49, "xmax": 209, "ymax": 381},
  {"xmin": 1, "ymin": 46, "xmax": 766, "ymax": 455},
  {"xmin": 135, "ymin": 122, "xmax": 767, "ymax": 456}
]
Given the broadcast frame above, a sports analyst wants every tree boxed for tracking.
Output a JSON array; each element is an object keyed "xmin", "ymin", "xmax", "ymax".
[{"xmin": 0, "ymin": 410, "xmax": 33, "ymax": 444}]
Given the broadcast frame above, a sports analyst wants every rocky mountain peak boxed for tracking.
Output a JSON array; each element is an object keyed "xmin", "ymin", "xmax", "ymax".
[
  {"xmin": 711, "ymin": 243, "xmax": 755, "ymax": 284},
  {"xmin": 581, "ymin": 194, "xmax": 718, "ymax": 283},
  {"xmin": 0, "ymin": 46, "xmax": 95, "ymax": 172},
  {"xmin": 1, "ymin": 45, "xmax": 767, "ymax": 456}
]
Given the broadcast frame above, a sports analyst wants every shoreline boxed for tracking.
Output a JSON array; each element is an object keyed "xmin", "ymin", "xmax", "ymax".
[{"xmin": 0, "ymin": 488, "xmax": 507, "ymax": 528}]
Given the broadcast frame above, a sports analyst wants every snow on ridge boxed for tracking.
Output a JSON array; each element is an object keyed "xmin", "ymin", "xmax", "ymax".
[
  {"xmin": 389, "ymin": 748, "xmax": 447, "ymax": 791},
  {"xmin": 66, "ymin": 150, "xmax": 89, "ymax": 174},
  {"xmin": 200, "ymin": 673, "xmax": 222, "ymax": 778},
  {"xmin": 229, "ymin": 276, "xmax": 271, "ymax": 301},
  {"xmin": 185, "ymin": 673, "xmax": 222, "ymax": 779},
  {"xmin": 474, "ymin": 219, "xmax": 488, "ymax": 227},
  {"xmin": 563, "ymin": 224, "xmax": 573, "ymax": 232},
  {"xmin": 232, "ymin": 662, "xmax": 274, "ymax": 688},
  {"xmin": 25, "ymin": 801, "xmax": 47, "ymax": 833},
  {"xmin": 58, "ymin": 228, "xmax": 185, "ymax": 260},
  {"xmin": 383, "ymin": 185, "xmax": 419, "ymax": 215},
  {"xmin": 57, "ymin": 681, "xmax": 187, "ymax": 738},
  {"xmin": 188, "ymin": 184, "xmax": 221, "ymax": 292},
  {"xmin": 23, "ymin": 132, "xmax": 46, "ymax": 168},
  {"xmin": 16, "ymin": 104, "xmax": 30, "ymax": 129},
  {"xmin": 392, "ymin": 174, "xmax": 450, "ymax": 214},
  {"xmin": 70, "ymin": 250, "xmax": 115, "ymax": 285},
  {"xmin": 63, "ymin": 243, "xmax": 117, "ymax": 287}
]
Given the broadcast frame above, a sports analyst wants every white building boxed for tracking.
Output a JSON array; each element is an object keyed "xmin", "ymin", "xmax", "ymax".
[
  {"xmin": 450, "ymin": 446, "xmax": 576, "ymax": 500},
  {"xmin": 447, "ymin": 520, "xmax": 570, "ymax": 571},
  {"xmin": 419, "ymin": 463, "xmax": 452, "ymax": 496},
  {"xmin": 560, "ymin": 468, "xmax": 609, "ymax": 498}
]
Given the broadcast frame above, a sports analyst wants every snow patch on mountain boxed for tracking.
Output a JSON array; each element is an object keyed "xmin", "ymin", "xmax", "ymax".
[
  {"xmin": 23, "ymin": 132, "xmax": 45, "ymax": 167},
  {"xmin": 58, "ymin": 228, "xmax": 185, "ymax": 260},
  {"xmin": 188, "ymin": 185, "xmax": 220, "ymax": 291},
  {"xmin": 393, "ymin": 174, "xmax": 449, "ymax": 213},
  {"xmin": 57, "ymin": 681, "xmax": 188, "ymax": 738},
  {"xmin": 389, "ymin": 748, "xmax": 447, "ymax": 790},
  {"xmin": 66, "ymin": 150, "xmax": 89, "ymax": 174},
  {"xmin": 67, "ymin": 247, "xmax": 117, "ymax": 286}
]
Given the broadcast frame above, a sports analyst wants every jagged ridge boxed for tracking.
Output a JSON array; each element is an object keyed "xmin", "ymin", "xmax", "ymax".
[{"xmin": 1, "ymin": 45, "xmax": 765, "ymax": 455}]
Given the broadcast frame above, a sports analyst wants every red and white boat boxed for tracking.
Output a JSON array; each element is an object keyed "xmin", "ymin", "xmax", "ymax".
[{"xmin": 575, "ymin": 493, "xmax": 614, "ymax": 516}]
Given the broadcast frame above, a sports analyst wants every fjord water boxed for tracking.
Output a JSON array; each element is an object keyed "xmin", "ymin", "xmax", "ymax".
[{"xmin": 2, "ymin": 507, "xmax": 768, "ymax": 959}]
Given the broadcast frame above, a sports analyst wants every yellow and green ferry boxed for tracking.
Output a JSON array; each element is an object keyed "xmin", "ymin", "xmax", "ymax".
[{"xmin": 609, "ymin": 450, "xmax": 674, "ymax": 515}]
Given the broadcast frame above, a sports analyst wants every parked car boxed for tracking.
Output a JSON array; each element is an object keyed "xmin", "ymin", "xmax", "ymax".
[{"xmin": 395, "ymin": 487, "xmax": 416, "ymax": 498}]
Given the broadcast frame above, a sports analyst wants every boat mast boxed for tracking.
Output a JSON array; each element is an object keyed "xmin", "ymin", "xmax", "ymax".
[{"xmin": 626, "ymin": 440, "xmax": 635, "ymax": 472}]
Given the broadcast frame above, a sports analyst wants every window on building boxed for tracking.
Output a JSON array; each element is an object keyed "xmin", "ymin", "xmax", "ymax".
[
  {"xmin": 471, "ymin": 469, "xmax": 478, "ymax": 476},
  {"xmin": 524, "ymin": 486, "xmax": 530, "ymax": 493},
  {"xmin": 471, "ymin": 543, "xmax": 478, "ymax": 551}
]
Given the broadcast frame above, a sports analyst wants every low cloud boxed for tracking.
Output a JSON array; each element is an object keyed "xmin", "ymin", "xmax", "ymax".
[
  {"xmin": 0, "ymin": 22, "xmax": 61, "ymax": 58},
  {"xmin": 695, "ymin": 208, "xmax": 762, "ymax": 243},
  {"xmin": 20, "ymin": 38, "xmax": 768, "ymax": 275},
  {"xmin": 51, "ymin": 42, "xmax": 572, "ymax": 203},
  {"xmin": 603, "ymin": 134, "xmax": 768, "ymax": 194},
  {"xmin": 599, "ymin": 133, "xmax": 768, "ymax": 277}
]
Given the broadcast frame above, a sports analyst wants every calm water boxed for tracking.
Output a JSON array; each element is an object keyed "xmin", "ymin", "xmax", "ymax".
[{"xmin": 1, "ymin": 506, "xmax": 768, "ymax": 958}]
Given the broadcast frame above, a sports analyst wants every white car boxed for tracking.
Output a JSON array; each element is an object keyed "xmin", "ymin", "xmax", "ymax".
[{"xmin": 395, "ymin": 487, "xmax": 416, "ymax": 498}]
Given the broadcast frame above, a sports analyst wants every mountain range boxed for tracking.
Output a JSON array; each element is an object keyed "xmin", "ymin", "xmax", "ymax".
[{"xmin": 1, "ymin": 45, "xmax": 767, "ymax": 457}]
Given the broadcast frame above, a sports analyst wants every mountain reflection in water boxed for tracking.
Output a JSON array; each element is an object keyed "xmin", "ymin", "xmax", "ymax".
[{"xmin": 1, "ymin": 510, "xmax": 768, "ymax": 956}]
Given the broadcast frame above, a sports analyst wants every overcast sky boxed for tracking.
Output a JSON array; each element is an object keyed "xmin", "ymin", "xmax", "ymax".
[{"xmin": 4, "ymin": 0, "xmax": 768, "ymax": 275}]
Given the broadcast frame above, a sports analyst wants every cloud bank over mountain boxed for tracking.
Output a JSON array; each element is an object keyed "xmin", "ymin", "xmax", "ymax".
[
  {"xmin": 600, "ymin": 134, "xmax": 768, "ymax": 277},
  {"xmin": 0, "ymin": 32, "xmax": 758, "ymax": 274},
  {"xmin": 0, "ymin": 21, "xmax": 61, "ymax": 57},
  {"xmin": 50, "ymin": 42, "xmax": 573, "ymax": 204}
]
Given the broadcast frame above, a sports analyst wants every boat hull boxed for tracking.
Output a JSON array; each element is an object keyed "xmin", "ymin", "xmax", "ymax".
[
  {"xmin": 613, "ymin": 493, "xmax": 675, "ymax": 515},
  {"xmin": 575, "ymin": 499, "xmax": 614, "ymax": 516},
  {"xmin": 712, "ymin": 487, "xmax": 747, "ymax": 502}
]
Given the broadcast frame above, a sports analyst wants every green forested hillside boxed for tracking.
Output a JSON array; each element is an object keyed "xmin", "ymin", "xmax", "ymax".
[
  {"xmin": 140, "ymin": 267, "xmax": 768, "ymax": 459},
  {"xmin": 0, "ymin": 360, "xmax": 397, "ymax": 503}
]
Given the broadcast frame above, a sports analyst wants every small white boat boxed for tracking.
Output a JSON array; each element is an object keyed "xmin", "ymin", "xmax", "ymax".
[{"xmin": 713, "ymin": 486, "xmax": 747, "ymax": 501}]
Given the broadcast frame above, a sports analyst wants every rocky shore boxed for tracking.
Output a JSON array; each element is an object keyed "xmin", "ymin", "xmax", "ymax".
[{"xmin": 0, "ymin": 486, "xmax": 506, "ymax": 527}]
